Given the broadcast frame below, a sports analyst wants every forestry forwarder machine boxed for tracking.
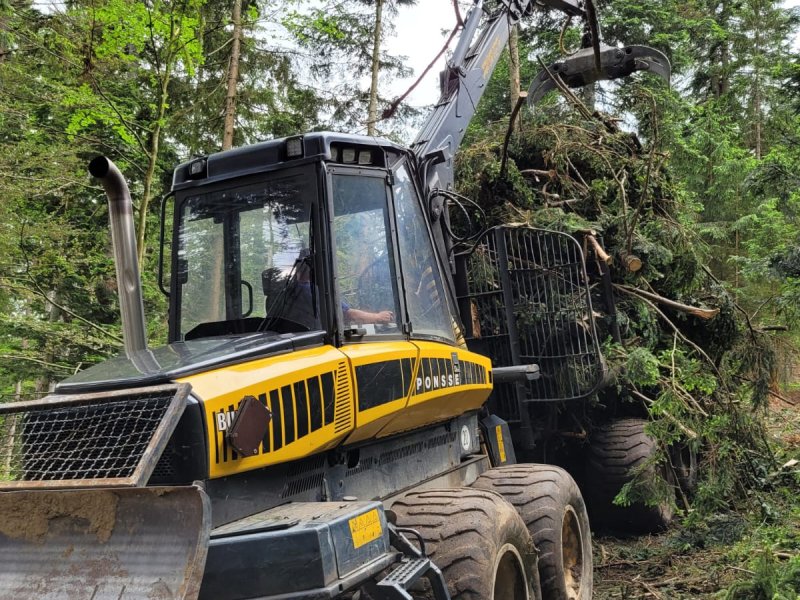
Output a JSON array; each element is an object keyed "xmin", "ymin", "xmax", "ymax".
[{"xmin": 0, "ymin": 1, "xmax": 669, "ymax": 599}]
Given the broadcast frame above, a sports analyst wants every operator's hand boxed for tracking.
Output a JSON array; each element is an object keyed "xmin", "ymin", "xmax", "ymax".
[{"xmin": 374, "ymin": 310, "xmax": 394, "ymax": 324}]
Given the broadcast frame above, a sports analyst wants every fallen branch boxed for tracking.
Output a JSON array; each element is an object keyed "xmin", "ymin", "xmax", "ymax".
[
  {"xmin": 500, "ymin": 91, "xmax": 529, "ymax": 178},
  {"xmin": 628, "ymin": 388, "xmax": 699, "ymax": 439},
  {"xmin": 759, "ymin": 325, "xmax": 788, "ymax": 332},
  {"xmin": 586, "ymin": 234, "xmax": 612, "ymax": 265},
  {"xmin": 618, "ymin": 285, "xmax": 719, "ymax": 320},
  {"xmin": 520, "ymin": 168, "xmax": 557, "ymax": 180},
  {"xmin": 614, "ymin": 284, "xmax": 725, "ymax": 385}
]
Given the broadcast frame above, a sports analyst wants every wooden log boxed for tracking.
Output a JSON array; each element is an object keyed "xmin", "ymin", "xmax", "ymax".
[
  {"xmin": 619, "ymin": 250, "xmax": 643, "ymax": 272},
  {"xmin": 586, "ymin": 234, "xmax": 612, "ymax": 265},
  {"xmin": 618, "ymin": 285, "xmax": 720, "ymax": 320},
  {"xmin": 470, "ymin": 300, "xmax": 482, "ymax": 339},
  {"xmin": 520, "ymin": 168, "xmax": 557, "ymax": 180}
]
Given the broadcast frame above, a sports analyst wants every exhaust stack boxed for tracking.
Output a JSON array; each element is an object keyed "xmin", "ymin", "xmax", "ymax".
[{"xmin": 89, "ymin": 156, "xmax": 148, "ymax": 357}]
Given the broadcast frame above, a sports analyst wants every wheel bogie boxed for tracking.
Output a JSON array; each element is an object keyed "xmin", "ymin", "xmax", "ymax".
[
  {"xmin": 473, "ymin": 464, "xmax": 593, "ymax": 600},
  {"xmin": 391, "ymin": 487, "xmax": 540, "ymax": 600}
]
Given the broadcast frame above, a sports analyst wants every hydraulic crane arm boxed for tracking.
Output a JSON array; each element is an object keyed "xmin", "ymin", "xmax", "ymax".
[{"xmin": 411, "ymin": 0, "xmax": 582, "ymax": 195}]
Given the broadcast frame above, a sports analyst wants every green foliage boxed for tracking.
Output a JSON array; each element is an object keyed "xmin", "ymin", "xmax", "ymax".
[
  {"xmin": 282, "ymin": 0, "xmax": 417, "ymax": 136},
  {"xmin": 456, "ymin": 85, "xmax": 778, "ymax": 512},
  {"xmin": 725, "ymin": 551, "xmax": 800, "ymax": 599},
  {"xmin": 0, "ymin": 0, "xmax": 328, "ymax": 394},
  {"xmin": 625, "ymin": 347, "xmax": 660, "ymax": 388}
]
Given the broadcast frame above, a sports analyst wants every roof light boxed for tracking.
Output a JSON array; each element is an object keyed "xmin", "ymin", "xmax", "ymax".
[
  {"xmin": 189, "ymin": 158, "xmax": 206, "ymax": 179},
  {"xmin": 341, "ymin": 148, "xmax": 356, "ymax": 164},
  {"xmin": 358, "ymin": 150, "xmax": 372, "ymax": 165},
  {"xmin": 286, "ymin": 136, "xmax": 304, "ymax": 159}
]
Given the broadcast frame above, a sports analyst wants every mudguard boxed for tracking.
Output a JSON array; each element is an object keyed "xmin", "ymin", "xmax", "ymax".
[
  {"xmin": 528, "ymin": 44, "xmax": 671, "ymax": 106},
  {"xmin": 0, "ymin": 485, "xmax": 210, "ymax": 600}
]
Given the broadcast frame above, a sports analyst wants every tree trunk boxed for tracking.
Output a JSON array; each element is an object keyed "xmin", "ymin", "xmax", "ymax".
[
  {"xmin": 223, "ymin": 0, "xmax": 242, "ymax": 151},
  {"xmin": 0, "ymin": 9, "xmax": 8, "ymax": 65},
  {"xmin": 367, "ymin": 0, "xmax": 384, "ymax": 136},
  {"xmin": 752, "ymin": 0, "xmax": 763, "ymax": 160},
  {"xmin": 137, "ymin": 48, "xmax": 175, "ymax": 266},
  {"xmin": 35, "ymin": 290, "xmax": 61, "ymax": 394},
  {"xmin": 509, "ymin": 24, "xmax": 520, "ymax": 112}
]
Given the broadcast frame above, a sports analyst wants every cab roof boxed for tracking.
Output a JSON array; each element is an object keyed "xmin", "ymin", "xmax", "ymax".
[{"xmin": 171, "ymin": 132, "xmax": 410, "ymax": 192}]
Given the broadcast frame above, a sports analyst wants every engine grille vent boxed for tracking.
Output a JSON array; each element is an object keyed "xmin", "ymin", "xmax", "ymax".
[{"xmin": 0, "ymin": 383, "xmax": 189, "ymax": 489}]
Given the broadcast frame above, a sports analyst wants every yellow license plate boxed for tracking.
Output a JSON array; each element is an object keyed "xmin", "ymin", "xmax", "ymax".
[{"xmin": 348, "ymin": 508, "xmax": 383, "ymax": 549}]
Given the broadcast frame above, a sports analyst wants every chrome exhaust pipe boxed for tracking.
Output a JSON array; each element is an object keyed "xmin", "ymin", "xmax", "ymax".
[{"xmin": 89, "ymin": 156, "xmax": 148, "ymax": 357}]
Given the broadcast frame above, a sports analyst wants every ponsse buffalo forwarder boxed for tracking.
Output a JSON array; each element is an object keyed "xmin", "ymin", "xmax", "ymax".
[{"xmin": 0, "ymin": 1, "xmax": 669, "ymax": 598}]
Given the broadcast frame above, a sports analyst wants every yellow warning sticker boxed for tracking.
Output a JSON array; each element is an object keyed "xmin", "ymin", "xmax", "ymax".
[
  {"xmin": 496, "ymin": 424, "xmax": 507, "ymax": 463},
  {"xmin": 348, "ymin": 508, "xmax": 383, "ymax": 549}
]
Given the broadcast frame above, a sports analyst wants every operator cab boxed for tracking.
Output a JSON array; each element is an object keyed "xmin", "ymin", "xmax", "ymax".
[{"xmin": 168, "ymin": 133, "xmax": 458, "ymax": 349}]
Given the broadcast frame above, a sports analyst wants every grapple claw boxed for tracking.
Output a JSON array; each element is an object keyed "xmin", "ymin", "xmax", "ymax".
[{"xmin": 528, "ymin": 44, "xmax": 671, "ymax": 106}]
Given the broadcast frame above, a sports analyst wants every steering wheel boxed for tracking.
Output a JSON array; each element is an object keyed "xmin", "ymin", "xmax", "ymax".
[{"xmin": 356, "ymin": 256, "xmax": 393, "ymax": 311}]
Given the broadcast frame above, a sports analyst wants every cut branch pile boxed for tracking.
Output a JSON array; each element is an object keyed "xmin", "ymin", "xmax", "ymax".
[{"xmin": 456, "ymin": 101, "xmax": 778, "ymax": 509}]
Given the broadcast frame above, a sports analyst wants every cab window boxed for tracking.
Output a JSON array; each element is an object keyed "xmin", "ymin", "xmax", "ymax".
[
  {"xmin": 331, "ymin": 173, "xmax": 400, "ymax": 335},
  {"xmin": 393, "ymin": 164, "xmax": 455, "ymax": 342}
]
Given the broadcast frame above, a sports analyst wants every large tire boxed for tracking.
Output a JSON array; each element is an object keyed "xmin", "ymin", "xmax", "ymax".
[
  {"xmin": 586, "ymin": 418, "xmax": 675, "ymax": 533},
  {"xmin": 473, "ymin": 465, "xmax": 593, "ymax": 600},
  {"xmin": 391, "ymin": 488, "xmax": 539, "ymax": 600},
  {"xmin": 669, "ymin": 440, "xmax": 698, "ymax": 497}
]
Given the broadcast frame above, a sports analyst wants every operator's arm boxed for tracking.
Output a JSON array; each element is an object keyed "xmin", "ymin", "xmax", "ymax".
[{"xmin": 344, "ymin": 307, "xmax": 394, "ymax": 325}]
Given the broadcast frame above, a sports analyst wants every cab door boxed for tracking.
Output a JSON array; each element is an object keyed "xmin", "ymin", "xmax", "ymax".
[{"xmin": 327, "ymin": 166, "xmax": 419, "ymax": 443}]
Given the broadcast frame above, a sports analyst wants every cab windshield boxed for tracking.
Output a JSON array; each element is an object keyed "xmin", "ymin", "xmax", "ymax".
[{"xmin": 175, "ymin": 167, "xmax": 319, "ymax": 340}]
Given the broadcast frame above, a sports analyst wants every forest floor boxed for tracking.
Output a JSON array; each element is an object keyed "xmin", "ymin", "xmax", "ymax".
[{"xmin": 593, "ymin": 396, "xmax": 800, "ymax": 599}]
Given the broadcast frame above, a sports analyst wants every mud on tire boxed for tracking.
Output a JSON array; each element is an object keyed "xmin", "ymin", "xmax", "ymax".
[
  {"xmin": 587, "ymin": 418, "xmax": 675, "ymax": 534},
  {"xmin": 391, "ymin": 487, "xmax": 539, "ymax": 600},
  {"xmin": 473, "ymin": 464, "xmax": 593, "ymax": 600}
]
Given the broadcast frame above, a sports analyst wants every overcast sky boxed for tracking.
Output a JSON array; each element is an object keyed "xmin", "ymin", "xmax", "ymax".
[{"xmin": 384, "ymin": 1, "xmax": 463, "ymax": 107}]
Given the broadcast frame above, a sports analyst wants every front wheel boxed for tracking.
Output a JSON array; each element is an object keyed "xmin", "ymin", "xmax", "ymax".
[
  {"xmin": 391, "ymin": 487, "xmax": 540, "ymax": 600},
  {"xmin": 473, "ymin": 465, "xmax": 593, "ymax": 600}
]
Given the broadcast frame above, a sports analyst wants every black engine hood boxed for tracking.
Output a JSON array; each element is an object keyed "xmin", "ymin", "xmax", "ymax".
[{"xmin": 56, "ymin": 330, "xmax": 326, "ymax": 394}]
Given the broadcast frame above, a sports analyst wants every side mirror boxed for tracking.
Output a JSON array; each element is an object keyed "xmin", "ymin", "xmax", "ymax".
[{"xmin": 177, "ymin": 257, "xmax": 189, "ymax": 285}]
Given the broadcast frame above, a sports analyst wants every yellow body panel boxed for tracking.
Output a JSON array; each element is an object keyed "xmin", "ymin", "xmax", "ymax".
[
  {"xmin": 182, "ymin": 340, "xmax": 492, "ymax": 479},
  {"xmin": 178, "ymin": 345, "xmax": 354, "ymax": 479},
  {"xmin": 340, "ymin": 342, "xmax": 419, "ymax": 445},
  {"xmin": 375, "ymin": 341, "xmax": 493, "ymax": 438}
]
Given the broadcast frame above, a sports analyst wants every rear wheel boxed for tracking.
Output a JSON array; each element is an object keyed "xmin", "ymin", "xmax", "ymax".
[
  {"xmin": 391, "ymin": 487, "xmax": 539, "ymax": 600},
  {"xmin": 587, "ymin": 418, "xmax": 675, "ymax": 533},
  {"xmin": 669, "ymin": 440, "xmax": 698, "ymax": 497},
  {"xmin": 473, "ymin": 465, "xmax": 592, "ymax": 600}
]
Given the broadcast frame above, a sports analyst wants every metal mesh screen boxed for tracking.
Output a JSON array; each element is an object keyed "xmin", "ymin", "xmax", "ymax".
[
  {"xmin": 0, "ymin": 384, "xmax": 187, "ymax": 488},
  {"xmin": 458, "ymin": 226, "xmax": 603, "ymax": 402}
]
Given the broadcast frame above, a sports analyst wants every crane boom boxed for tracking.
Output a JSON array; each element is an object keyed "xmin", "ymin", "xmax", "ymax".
[{"xmin": 411, "ymin": 0, "xmax": 582, "ymax": 195}]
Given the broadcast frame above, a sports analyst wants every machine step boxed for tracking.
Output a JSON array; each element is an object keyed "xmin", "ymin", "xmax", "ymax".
[{"xmin": 374, "ymin": 556, "xmax": 451, "ymax": 600}]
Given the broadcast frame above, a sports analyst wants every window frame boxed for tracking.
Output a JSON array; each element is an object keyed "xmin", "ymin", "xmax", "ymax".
[
  {"xmin": 169, "ymin": 165, "xmax": 327, "ymax": 342},
  {"xmin": 390, "ymin": 160, "xmax": 458, "ymax": 345},
  {"xmin": 326, "ymin": 165, "xmax": 408, "ymax": 346}
]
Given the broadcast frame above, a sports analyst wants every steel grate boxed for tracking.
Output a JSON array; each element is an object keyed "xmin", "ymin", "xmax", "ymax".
[
  {"xmin": 0, "ymin": 383, "xmax": 189, "ymax": 489},
  {"xmin": 457, "ymin": 226, "xmax": 604, "ymax": 402}
]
